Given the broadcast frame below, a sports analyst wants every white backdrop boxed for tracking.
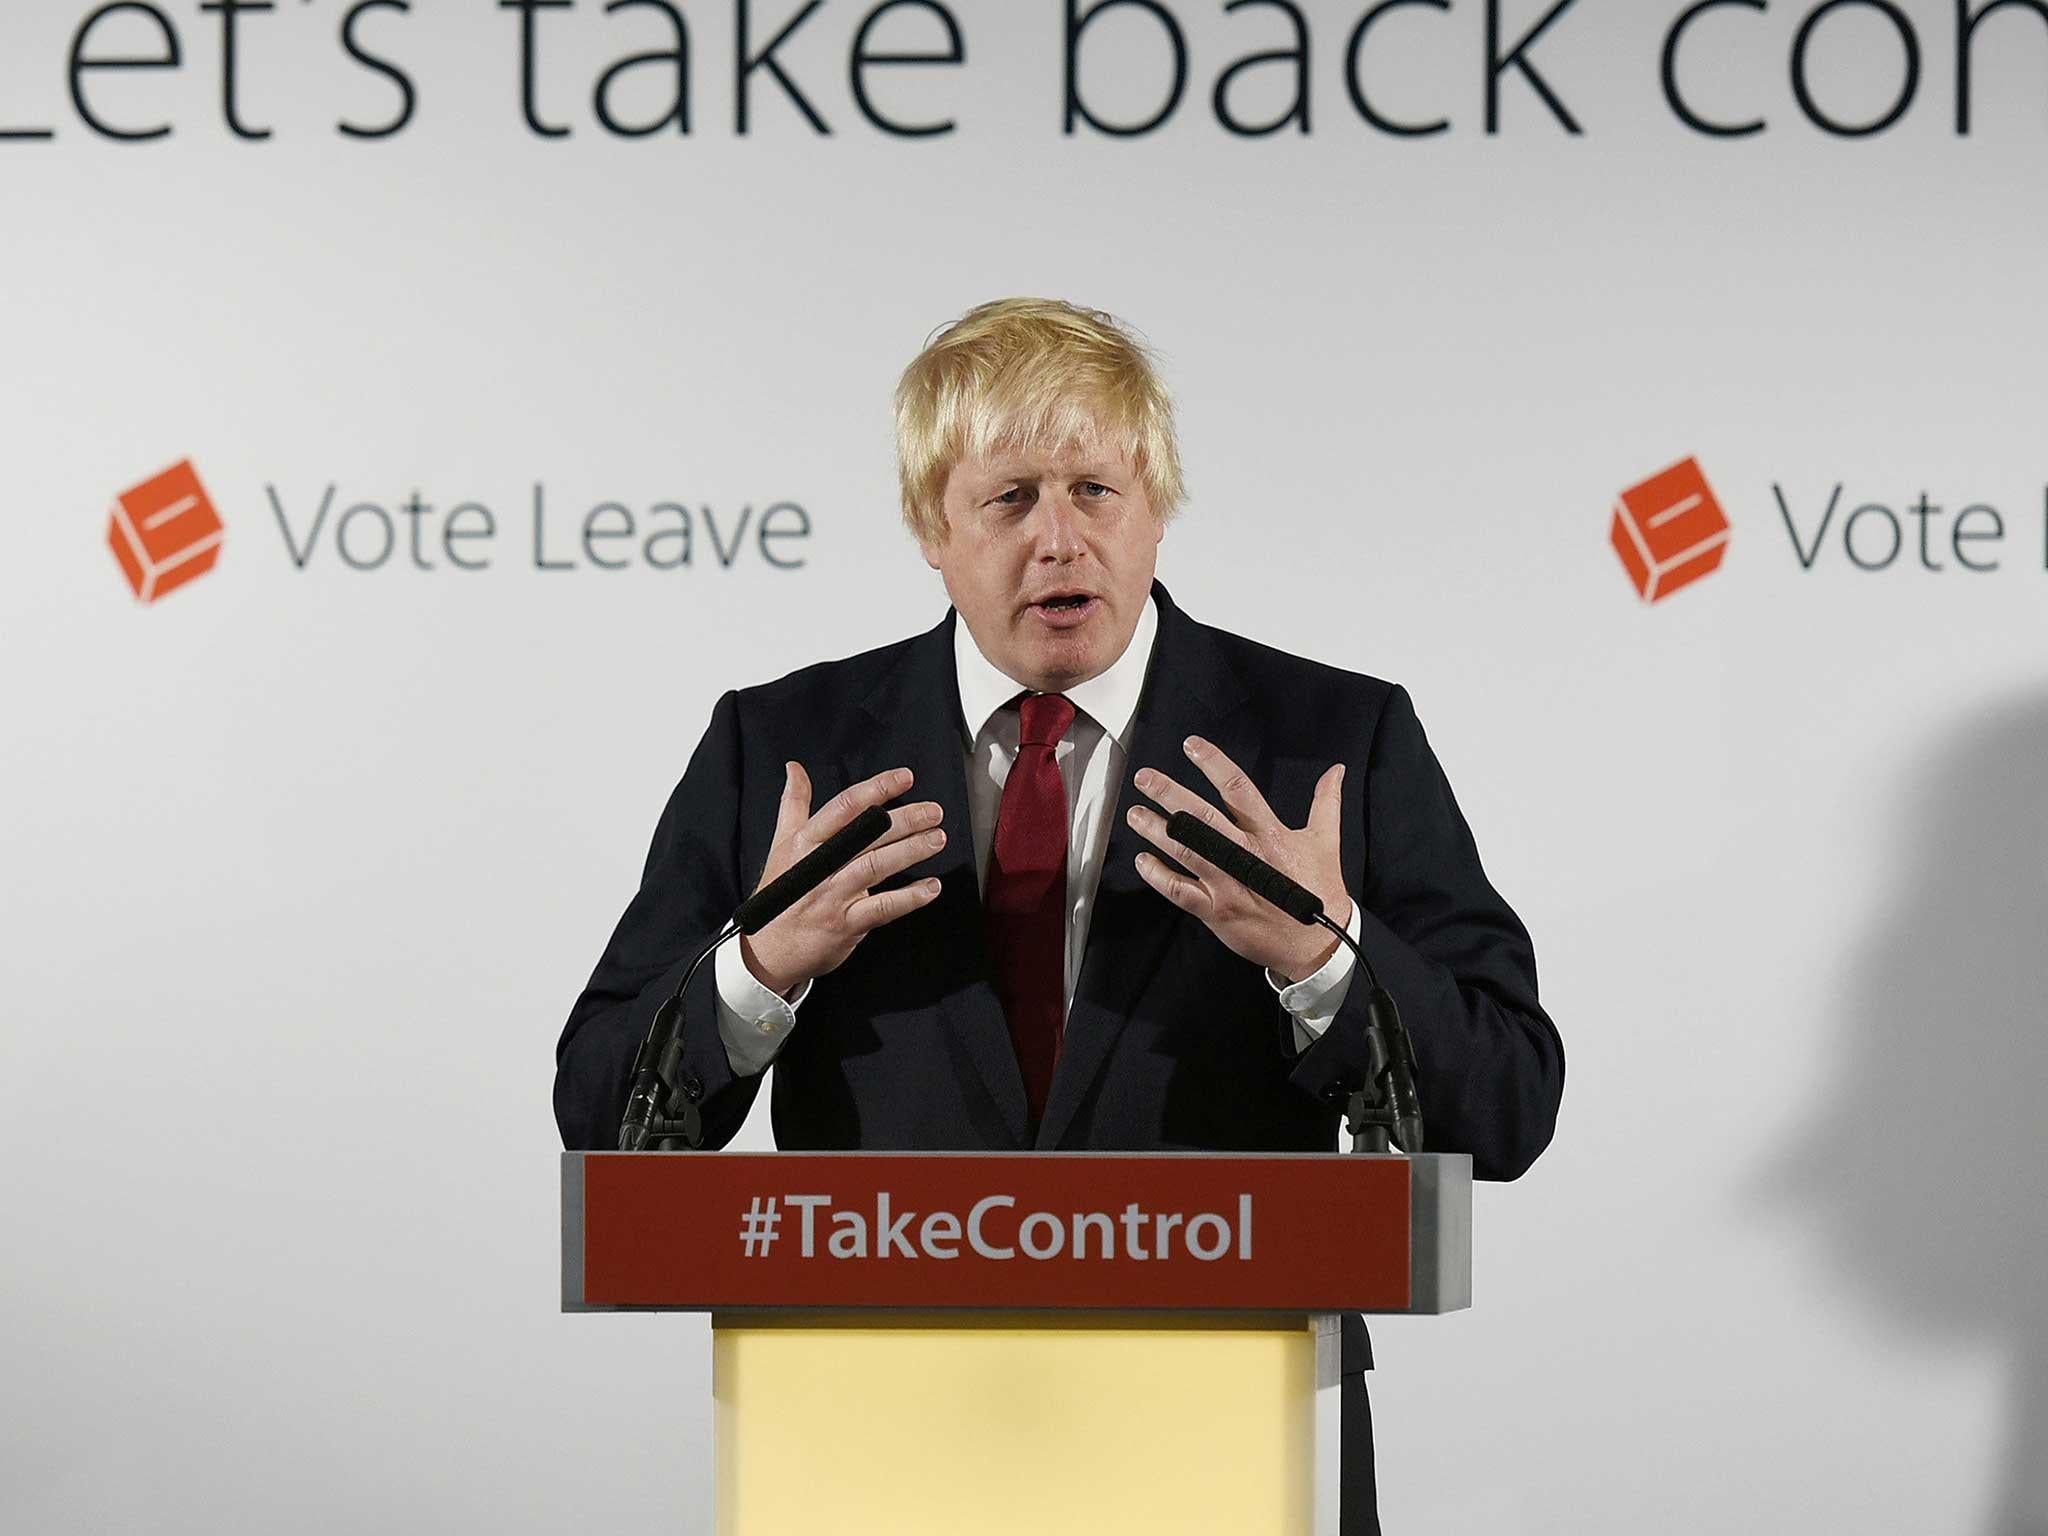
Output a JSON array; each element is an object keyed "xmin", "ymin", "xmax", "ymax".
[{"xmin": 5, "ymin": 1, "xmax": 2047, "ymax": 1530}]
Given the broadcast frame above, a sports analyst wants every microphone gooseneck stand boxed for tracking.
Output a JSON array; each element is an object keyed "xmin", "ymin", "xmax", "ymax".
[
  {"xmin": 1303, "ymin": 912, "xmax": 1424, "ymax": 1155},
  {"xmin": 1163, "ymin": 811, "xmax": 1424, "ymax": 1155},
  {"xmin": 616, "ymin": 805, "xmax": 896, "ymax": 1153},
  {"xmin": 617, "ymin": 924, "xmax": 736, "ymax": 1151}
]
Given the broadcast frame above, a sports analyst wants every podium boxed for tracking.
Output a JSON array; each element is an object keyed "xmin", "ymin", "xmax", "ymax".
[{"xmin": 563, "ymin": 1151, "xmax": 1470, "ymax": 1535}]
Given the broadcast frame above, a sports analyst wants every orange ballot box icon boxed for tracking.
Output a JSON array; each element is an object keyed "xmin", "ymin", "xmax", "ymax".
[
  {"xmin": 1611, "ymin": 456, "xmax": 1731, "ymax": 604},
  {"xmin": 108, "ymin": 459, "xmax": 224, "ymax": 603}
]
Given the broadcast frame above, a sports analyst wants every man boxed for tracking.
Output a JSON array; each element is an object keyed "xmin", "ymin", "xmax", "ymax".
[{"xmin": 556, "ymin": 298, "xmax": 1564, "ymax": 1532}]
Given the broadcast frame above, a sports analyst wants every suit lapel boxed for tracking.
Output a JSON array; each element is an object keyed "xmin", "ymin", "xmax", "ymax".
[
  {"xmin": 1036, "ymin": 584, "xmax": 1250, "ymax": 1149},
  {"xmin": 851, "ymin": 612, "xmax": 1032, "ymax": 1147}
]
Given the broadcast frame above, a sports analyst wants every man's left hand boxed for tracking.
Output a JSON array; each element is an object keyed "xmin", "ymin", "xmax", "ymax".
[{"xmin": 1127, "ymin": 736, "xmax": 1354, "ymax": 984}]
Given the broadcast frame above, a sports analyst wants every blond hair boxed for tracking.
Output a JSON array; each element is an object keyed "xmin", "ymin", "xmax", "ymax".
[{"xmin": 894, "ymin": 298, "xmax": 1185, "ymax": 543}]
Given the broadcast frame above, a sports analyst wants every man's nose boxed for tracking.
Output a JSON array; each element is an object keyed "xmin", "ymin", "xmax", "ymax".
[{"xmin": 1032, "ymin": 491, "xmax": 1086, "ymax": 562}]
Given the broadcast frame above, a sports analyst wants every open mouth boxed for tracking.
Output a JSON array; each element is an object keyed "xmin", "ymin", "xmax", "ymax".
[{"xmin": 1028, "ymin": 592, "xmax": 1099, "ymax": 628}]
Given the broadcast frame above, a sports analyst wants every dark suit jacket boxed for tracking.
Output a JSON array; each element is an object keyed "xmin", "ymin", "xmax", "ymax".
[{"xmin": 557, "ymin": 582, "xmax": 1563, "ymax": 1192}]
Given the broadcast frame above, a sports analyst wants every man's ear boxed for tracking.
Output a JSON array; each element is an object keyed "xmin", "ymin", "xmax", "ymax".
[{"xmin": 917, "ymin": 512, "xmax": 949, "ymax": 570}]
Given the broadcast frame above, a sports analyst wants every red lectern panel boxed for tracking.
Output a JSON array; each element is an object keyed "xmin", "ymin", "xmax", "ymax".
[{"xmin": 564, "ymin": 1151, "xmax": 1471, "ymax": 1314}]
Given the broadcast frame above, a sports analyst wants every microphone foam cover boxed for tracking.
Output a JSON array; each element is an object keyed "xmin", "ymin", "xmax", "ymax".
[
  {"xmin": 1164, "ymin": 811, "xmax": 1324, "ymax": 924},
  {"xmin": 736, "ymin": 805, "xmax": 894, "ymax": 934}
]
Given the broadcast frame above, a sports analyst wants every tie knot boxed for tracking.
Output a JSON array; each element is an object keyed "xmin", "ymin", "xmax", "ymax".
[{"xmin": 1017, "ymin": 692, "xmax": 1076, "ymax": 748}]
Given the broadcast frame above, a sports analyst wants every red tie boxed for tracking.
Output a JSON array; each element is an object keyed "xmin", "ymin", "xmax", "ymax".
[{"xmin": 985, "ymin": 692, "xmax": 1076, "ymax": 1129}]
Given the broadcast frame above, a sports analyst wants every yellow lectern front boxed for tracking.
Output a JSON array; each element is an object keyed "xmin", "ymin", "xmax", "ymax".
[{"xmin": 714, "ymin": 1310, "xmax": 1332, "ymax": 1536}]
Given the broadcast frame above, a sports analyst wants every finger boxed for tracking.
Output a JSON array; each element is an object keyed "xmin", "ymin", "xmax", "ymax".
[
  {"xmin": 864, "ymin": 800, "xmax": 944, "ymax": 850},
  {"xmin": 1125, "ymin": 803, "xmax": 1234, "ymax": 892},
  {"xmin": 1307, "ymin": 762, "xmax": 1345, "ymax": 839},
  {"xmin": 773, "ymin": 761, "xmax": 813, "ymax": 848},
  {"xmin": 1131, "ymin": 767, "xmax": 1250, "ymax": 848},
  {"xmin": 1182, "ymin": 736, "xmax": 1286, "ymax": 837},
  {"xmin": 1134, "ymin": 850, "xmax": 1213, "ymax": 919},
  {"xmin": 801, "ymin": 766, "xmax": 915, "ymax": 850},
  {"xmin": 845, "ymin": 877, "xmax": 945, "ymax": 934},
  {"xmin": 829, "ymin": 824, "xmax": 948, "ymax": 897}
]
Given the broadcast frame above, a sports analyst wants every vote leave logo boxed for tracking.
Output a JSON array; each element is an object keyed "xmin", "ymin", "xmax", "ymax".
[
  {"xmin": 107, "ymin": 459, "xmax": 224, "ymax": 603},
  {"xmin": 1610, "ymin": 457, "xmax": 1731, "ymax": 604}
]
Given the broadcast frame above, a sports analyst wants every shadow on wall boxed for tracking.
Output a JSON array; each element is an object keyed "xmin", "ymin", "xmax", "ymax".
[{"xmin": 1772, "ymin": 692, "xmax": 2048, "ymax": 1536}]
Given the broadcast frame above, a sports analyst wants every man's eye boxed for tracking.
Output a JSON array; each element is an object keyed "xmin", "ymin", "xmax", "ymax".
[
  {"xmin": 1078, "ymin": 481, "xmax": 1114, "ymax": 499},
  {"xmin": 991, "ymin": 487, "xmax": 1031, "ymax": 507}
]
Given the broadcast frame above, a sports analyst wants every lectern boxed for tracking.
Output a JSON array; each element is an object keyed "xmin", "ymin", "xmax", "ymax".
[{"xmin": 563, "ymin": 1151, "xmax": 1470, "ymax": 1535}]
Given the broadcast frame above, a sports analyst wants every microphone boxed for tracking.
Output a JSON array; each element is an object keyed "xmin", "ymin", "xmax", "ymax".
[
  {"xmin": 1165, "ymin": 812, "xmax": 1323, "ymax": 923},
  {"xmin": 620, "ymin": 803, "xmax": 899, "ymax": 1152},
  {"xmin": 1163, "ymin": 810, "xmax": 1424, "ymax": 1153},
  {"xmin": 736, "ymin": 806, "xmax": 893, "ymax": 934}
]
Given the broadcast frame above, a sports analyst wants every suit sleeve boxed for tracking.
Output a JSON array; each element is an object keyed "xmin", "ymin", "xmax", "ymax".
[
  {"xmin": 553, "ymin": 690, "xmax": 769, "ymax": 1151},
  {"xmin": 1289, "ymin": 684, "xmax": 1565, "ymax": 1180}
]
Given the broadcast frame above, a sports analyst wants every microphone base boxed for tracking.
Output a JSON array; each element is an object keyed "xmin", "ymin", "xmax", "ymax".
[{"xmin": 1342, "ymin": 1088, "xmax": 1398, "ymax": 1155}]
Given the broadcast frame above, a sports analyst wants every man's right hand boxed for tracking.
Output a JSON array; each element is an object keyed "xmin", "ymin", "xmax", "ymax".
[{"xmin": 739, "ymin": 763, "xmax": 947, "ymax": 997}]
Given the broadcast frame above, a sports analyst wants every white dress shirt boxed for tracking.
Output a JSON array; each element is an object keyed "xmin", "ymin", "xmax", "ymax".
[{"xmin": 714, "ymin": 595, "xmax": 1359, "ymax": 1076}]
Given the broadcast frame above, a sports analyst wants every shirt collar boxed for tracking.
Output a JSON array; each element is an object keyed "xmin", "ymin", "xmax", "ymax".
[{"xmin": 954, "ymin": 592, "xmax": 1158, "ymax": 752}]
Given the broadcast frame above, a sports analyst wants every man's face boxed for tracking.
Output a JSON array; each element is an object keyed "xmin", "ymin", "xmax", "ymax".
[{"xmin": 921, "ymin": 433, "xmax": 1164, "ymax": 694}]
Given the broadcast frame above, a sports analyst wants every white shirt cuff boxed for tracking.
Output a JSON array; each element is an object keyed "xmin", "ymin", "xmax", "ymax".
[
  {"xmin": 1266, "ymin": 898, "xmax": 1362, "ymax": 1055},
  {"xmin": 715, "ymin": 938, "xmax": 811, "ymax": 1077}
]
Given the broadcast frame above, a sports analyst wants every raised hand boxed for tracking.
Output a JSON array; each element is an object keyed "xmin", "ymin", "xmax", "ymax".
[
  {"xmin": 1126, "ymin": 736, "xmax": 1353, "ymax": 983},
  {"xmin": 740, "ymin": 764, "xmax": 947, "ymax": 996}
]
